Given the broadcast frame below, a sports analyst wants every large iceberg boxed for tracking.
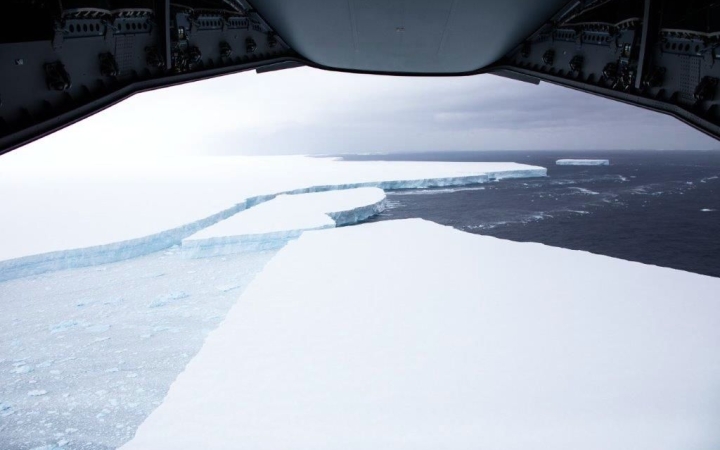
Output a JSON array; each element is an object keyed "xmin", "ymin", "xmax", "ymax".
[
  {"xmin": 122, "ymin": 219, "xmax": 720, "ymax": 450},
  {"xmin": 181, "ymin": 188, "xmax": 386, "ymax": 257},
  {"xmin": 0, "ymin": 156, "xmax": 545, "ymax": 282},
  {"xmin": 556, "ymin": 159, "xmax": 610, "ymax": 165}
]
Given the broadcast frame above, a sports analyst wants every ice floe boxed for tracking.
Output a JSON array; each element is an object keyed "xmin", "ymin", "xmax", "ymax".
[{"xmin": 181, "ymin": 187, "xmax": 386, "ymax": 257}]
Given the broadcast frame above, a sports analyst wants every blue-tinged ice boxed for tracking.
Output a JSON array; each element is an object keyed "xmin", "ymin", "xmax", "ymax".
[
  {"xmin": 0, "ymin": 158, "xmax": 546, "ymax": 282},
  {"xmin": 556, "ymin": 159, "xmax": 610, "ymax": 166},
  {"xmin": 181, "ymin": 188, "xmax": 386, "ymax": 258}
]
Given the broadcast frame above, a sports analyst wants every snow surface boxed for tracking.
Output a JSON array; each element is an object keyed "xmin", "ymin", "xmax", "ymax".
[
  {"xmin": 556, "ymin": 159, "xmax": 610, "ymax": 165},
  {"xmin": 0, "ymin": 156, "xmax": 545, "ymax": 281},
  {"xmin": 123, "ymin": 219, "xmax": 720, "ymax": 450},
  {"xmin": 181, "ymin": 188, "xmax": 386, "ymax": 257}
]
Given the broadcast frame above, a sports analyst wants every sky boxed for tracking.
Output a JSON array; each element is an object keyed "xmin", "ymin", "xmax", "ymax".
[{"xmin": 6, "ymin": 66, "xmax": 720, "ymax": 162}]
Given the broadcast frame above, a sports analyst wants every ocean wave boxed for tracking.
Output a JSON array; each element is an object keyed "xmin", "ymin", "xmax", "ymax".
[
  {"xmin": 465, "ymin": 211, "xmax": 557, "ymax": 231},
  {"xmin": 629, "ymin": 184, "xmax": 661, "ymax": 195},
  {"xmin": 465, "ymin": 223, "xmax": 504, "ymax": 231},
  {"xmin": 382, "ymin": 200, "xmax": 403, "ymax": 208},
  {"xmin": 569, "ymin": 187, "xmax": 601, "ymax": 195}
]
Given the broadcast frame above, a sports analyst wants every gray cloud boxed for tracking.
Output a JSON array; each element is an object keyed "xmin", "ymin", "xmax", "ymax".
[
  {"xmin": 15, "ymin": 67, "xmax": 720, "ymax": 159},
  {"xmin": 194, "ymin": 68, "xmax": 719, "ymax": 154}
]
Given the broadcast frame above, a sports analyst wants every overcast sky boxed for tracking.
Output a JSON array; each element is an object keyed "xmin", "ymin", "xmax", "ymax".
[{"xmin": 9, "ymin": 66, "xmax": 720, "ymax": 161}]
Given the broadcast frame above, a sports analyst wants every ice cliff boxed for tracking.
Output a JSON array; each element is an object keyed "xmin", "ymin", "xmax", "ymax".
[
  {"xmin": 556, "ymin": 159, "xmax": 610, "ymax": 166},
  {"xmin": 181, "ymin": 188, "xmax": 386, "ymax": 257},
  {"xmin": 0, "ymin": 157, "xmax": 546, "ymax": 281}
]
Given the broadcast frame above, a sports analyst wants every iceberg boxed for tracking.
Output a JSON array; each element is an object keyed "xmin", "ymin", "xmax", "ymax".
[
  {"xmin": 0, "ymin": 157, "xmax": 550, "ymax": 448},
  {"xmin": 122, "ymin": 219, "xmax": 720, "ymax": 450},
  {"xmin": 181, "ymin": 188, "xmax": 386, "ymax": 257},
  {"xmin": 0, "ymin": 157, "xmax": 545, "ymax": 282},
  {"xmin": 556, "ymin": 159, "xmax": 610, "ymax": 165}
]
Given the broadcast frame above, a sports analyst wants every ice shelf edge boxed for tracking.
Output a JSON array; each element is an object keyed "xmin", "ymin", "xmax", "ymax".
[{"xmin": 0, "ymin": 168, "xmax": 546, "ymax": 282}]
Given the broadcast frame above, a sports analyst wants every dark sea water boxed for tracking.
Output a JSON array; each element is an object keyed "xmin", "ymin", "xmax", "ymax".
[{"xmin": 342, "ymin": 151, "xmax": 720, "ymax": 278}]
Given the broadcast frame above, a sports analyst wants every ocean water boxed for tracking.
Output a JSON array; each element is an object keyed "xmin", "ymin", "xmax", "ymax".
[{"xmin": 342, "ymin": 151, "xmax": 720, "ymax": 278}]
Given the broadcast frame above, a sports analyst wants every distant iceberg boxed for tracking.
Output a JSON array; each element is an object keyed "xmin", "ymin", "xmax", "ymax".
[{"xmin": 556, "ymin": 159, "xmax": 609, "ymax": 166}]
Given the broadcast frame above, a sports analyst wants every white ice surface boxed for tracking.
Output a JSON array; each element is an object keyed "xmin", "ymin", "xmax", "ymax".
[
  {"xmin": 123, "ymin": 219, "xmax": 720, "ymax": 450},
  {"xmin": 0, "ymin": 156, "xmax": 545, "ymax": 280},
  {"xmin": 181, "ymin": 188, "xmax": 386, "ymax": 256},
  {"xmin": 556, "ymin": 159, "xmax": 610, "ymax": 165}
]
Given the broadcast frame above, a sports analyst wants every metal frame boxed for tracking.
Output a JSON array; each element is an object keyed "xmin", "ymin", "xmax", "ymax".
[{"xmin": 1, "ymin": 0, "xmax": 719, "ymax": 156}]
